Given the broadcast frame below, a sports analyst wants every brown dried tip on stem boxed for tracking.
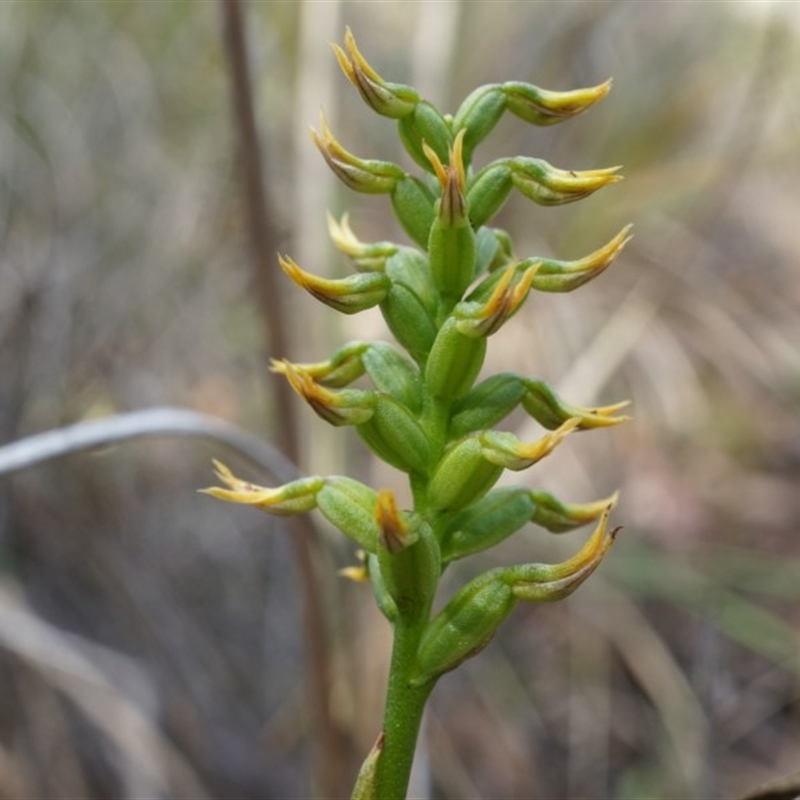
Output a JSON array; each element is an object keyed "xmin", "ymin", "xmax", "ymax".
[{"xmin": 375, "ymin": 489, "xmax": 417, "ymax": 553}]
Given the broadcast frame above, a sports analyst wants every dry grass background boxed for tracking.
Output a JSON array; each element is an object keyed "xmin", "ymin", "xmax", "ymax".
[{"xmin": 1, "ymin": 1, "xmax": 799, "ymax": 798}]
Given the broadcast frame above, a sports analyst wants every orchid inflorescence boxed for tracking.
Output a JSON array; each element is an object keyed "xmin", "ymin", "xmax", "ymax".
[{"xmin": 204, "ymin": 28, "xmax": 630, "ymax": 799}]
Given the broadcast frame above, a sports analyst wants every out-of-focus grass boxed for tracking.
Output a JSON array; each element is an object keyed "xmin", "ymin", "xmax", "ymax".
[{"xmin": 0, "ymin": 1, "xmax": 798, "ymax": 798}]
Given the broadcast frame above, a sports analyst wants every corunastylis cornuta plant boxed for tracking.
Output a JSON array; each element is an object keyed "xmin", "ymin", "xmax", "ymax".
[{"xmin": 203, "ymin": 28, "xmax": 631, "ymax": 800}]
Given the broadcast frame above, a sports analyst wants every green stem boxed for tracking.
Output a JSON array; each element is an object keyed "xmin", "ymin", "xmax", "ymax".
[{"xmin": 374, "ymin": 618, "xmax": 435, "ymax": 799}]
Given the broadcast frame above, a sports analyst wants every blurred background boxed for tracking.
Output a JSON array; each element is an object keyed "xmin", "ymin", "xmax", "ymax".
[{"xmin": 1, "ymin": 1, "xmax": 799, "ymax": 798}]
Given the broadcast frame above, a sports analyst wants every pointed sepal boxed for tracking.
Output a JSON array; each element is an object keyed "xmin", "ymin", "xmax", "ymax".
[
  {"xmin": 334, "ymin": 27, "xmax": 419, "ymax": 119},
  {"xmin": 327, "ymin": 212, "xmax": 398, "ymax": 272},
  {"xmin": 200, "ymin": 460, "xmax": 323, "ymax": 515},
  {"xmin": 279, "ymin": 255, "xmax": 390, "ymax": 314},
  {"xmin": 502, "ymin": 78, "xmax": 612, "ymax": 126},
  {"xmin": 509, "ymin": 157, "xmax": 622, "ymax": 206},
  {"xmin": 311, "ymin": 112, "xmax": 404, "ymax": 193},
  {"xmin": 530, "ymin": 225, "xmax": 633, "ymax": 292},
  {"xmin": 274, "ymin": 359, "xmax": 376, "ymax": 426}
]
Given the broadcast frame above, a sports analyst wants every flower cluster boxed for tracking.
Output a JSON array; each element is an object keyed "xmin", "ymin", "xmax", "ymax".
[{"xmin": 204, "ymin": 28, "xmax": 629, "ymax": 794}]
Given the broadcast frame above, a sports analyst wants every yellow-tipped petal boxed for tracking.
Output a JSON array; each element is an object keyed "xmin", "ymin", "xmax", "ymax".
[
  {"xmin": 481, "ymin": 417, "xmax": 580, "ymax": 471},
  {"xmin": 278, "ymin": 360, "xmax": 375, "ymax": 426},
  {"xmin": 200, "ymin": 460, "xmax": 323, "ymax": 515}
]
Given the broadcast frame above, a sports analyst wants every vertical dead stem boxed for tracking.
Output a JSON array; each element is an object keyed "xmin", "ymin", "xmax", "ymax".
[{"xmin": 219, "ymin": 1, "xmax": 349, "ymax": 795}]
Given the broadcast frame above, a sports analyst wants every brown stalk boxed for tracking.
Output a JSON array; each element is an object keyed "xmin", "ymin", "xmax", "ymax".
[{"xmin": 218, "ymin": 1, "xmax": 349, "ymax": 796}]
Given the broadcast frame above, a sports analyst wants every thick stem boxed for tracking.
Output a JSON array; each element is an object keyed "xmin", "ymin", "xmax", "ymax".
[{"xmin": 374, "ymin": 620, "xmax": 435, "ymax": 799}]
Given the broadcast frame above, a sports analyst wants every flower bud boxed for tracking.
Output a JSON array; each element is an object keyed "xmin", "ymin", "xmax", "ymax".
[
  {"xmin": 316, "ymin": 476, "xmax": 381, "ymax": 552},
  {"xmin": 509, "ymin": 157, "xmax": 622, "ymax": 206},
  {"xmin": 424, "ymin": 317, "xmax": 487, "ymax": 402},
  {"xmin": 279, "ymin": 255, "xmax": 390, "ymax": 314},
  {"xmin": 311, "ymin": 112, "xmax": 404, "ymax": 194},
  {"xmin": 200, "ymin": 460, "xmax": 323, "ymax": 515},
  {"xmin": 278, "ymin": 360, "xmax": 375, "ymax": 426},
  {"xmin": 379, "ymin": 281, "xmax": 438, "ymax": 366},
  {"xmin": 414, "ymin": 569, "xmax": 516, "ymax": 683},
  {"xmin": 454, "ymin": 262, "xmax": 537, "ymax": 337},
  {"xmin": 521, "ymin": 380, "xmax": 631, "ymax": 429},
  {"xmin": 415, "ymin": 507, "xmax": 619, "ymax": 683},
  {"xmin": 466, "ymin": 162, "xmax": 514, "ymax": 229},
  {"xmin": 425, "ymin": 132, "xmax": 477, "ymax": 302},
  {"xmin": 530, "ymin": 225, "xmax": 633, "ymax": 292},
  {"xmin": 502, "ymin": 78, "xmax": 612, "ymax": 126},
  {"xmin": 452, "ymin": 85, "xmax": 507, "ymax": 164},
  {"xmin": 450, "ymin": 373, "xmax": 528, "ymax": 438},
  {"xmin": 357, "ymin": 394, "xmax": 431, "ymax": 475},
  {"xmin": 327, "ymin": 212, "xmax": 398, "ymax": 272},
  {"xmin": 361, "ymin": 342, "xmax": 422, "ymax": 412},
  {"xmin": 480, "ymin": 417, "xmax": 580, "ymax": 470},
  {"xmin": 398, "ymin": 101, "xmax": 454, "ymax": 173},
  {"xmin": 334, "ymin": 27, "xmax": 419, "ymax": 119},
  {"xmin": 376, "ymin": 498, "xmax": 441, "ymax": 620},
  {"xmin": 427, "ymin": 434, "xmax": 503, "ymax": 512},
  {"xmin": 440, "ymin": 487, "xmax": 538, "ymax": 565},
  {"xmin": 530, "ymin": 490, "xmax": 619, "ymax": 533},
  {"xmin": 384, "ymin": 248, "xmax": 438, "ymax": 315},
  {"xmin": 271, "ymin": 342, "xmax": 368, "ymax": 389},
  {"xmin": 503, "ymin": 507, "xmax": 620, "ymax": 602},
  {"xmin": 390, "ymin": 175, "xmax": 436, "ymax": 248}
]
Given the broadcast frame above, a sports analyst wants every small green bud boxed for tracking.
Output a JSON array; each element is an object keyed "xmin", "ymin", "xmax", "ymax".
[
  {"xmin": 427, "ymin": 434, "xmax": 503, "ymax": 512},
  {"xmin": 440, "ymin": 487, "xmax": 537, "ymax": 565},
  {"xmin": 362, "ymin": 342, "xmax": 422, "ymax": 412},
  {"xmin": 416, "ymin": 506, "xmax": 620, "ymax": 683},
  {"xmin": 276, "ymin": 360, "xmax": 376, "ymax": 426},
  {"xmin": 334, "ymin": 28, "xmax": 419, "ymax": 119},
  {"xmin": 279, "ymin": 255, "xmax": 390, "ymax": 314},
  {"xmin": 398, "ymin": 101, "xmax": 454, "ymax": 173},
  {"xmin": 466, "ymin": 162, "xmax": 514, "ymax": 228},
  {"xmin": 424, "ymin": 316, "xmax": 487, "ymax": 402},
  {"xmin": 390, "ymin": 175, "xmax": 437, "ymax": 248},
  {"xmin": 425, "ymin": 132, "xmax": 477, "ymax": 302},
  {"xmin": 530, "ymin": 225, "xmax": 633, "ymax": 292},
  {"xmin": 452, "ymin": 85, "xmax": 507, "ymax": 165},
  {"xmin": 200, "ymin": 460, "xmax": 324, "ymax": 515},
  {"xmin": 414, "ymin": 569, "xmax": 516, "ymax": 683},
  {"xmin": 377, "ymin": 496, "xmax": 441, "ymax": 619},
  {"xmin": 327, "ymin": 212, "xmax": 398, "ymax": 272},
  {"xmin": 317, "ymin": 477, "xmax": 381, "ymax": 552},
  {"xmin": 357, "ymin": 394, "xmax": 431, "ymax": 475},
  {"xmin": 480, "ymin": 417, "xmax": 580, "ymax": 470},
  {"xmin": 384, "ymin": 248, "xmax": 438, "ymax": 316},
  {"xmin": 509, "ymin": 156, "xmax": 622, "ymax": 206},
  {"xmin": 450, "ymin": 373, "xmax": 528, "ymax": 438},
  {"xmin": 502, "ymin": 78, "xmax": 612, "ymax": 126},
  {"xmin": 312, "ymin": 113, "xmax": 404, "ymax": 194},
  {"xmin": 379, "ymin": 281, "xmax": 438, "ymax": 366}
]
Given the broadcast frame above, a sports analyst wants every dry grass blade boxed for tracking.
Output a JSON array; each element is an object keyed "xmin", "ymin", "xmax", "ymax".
[{"xmin": 0, "ymin": 581, "xmax": 210, "ymax": 799}]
